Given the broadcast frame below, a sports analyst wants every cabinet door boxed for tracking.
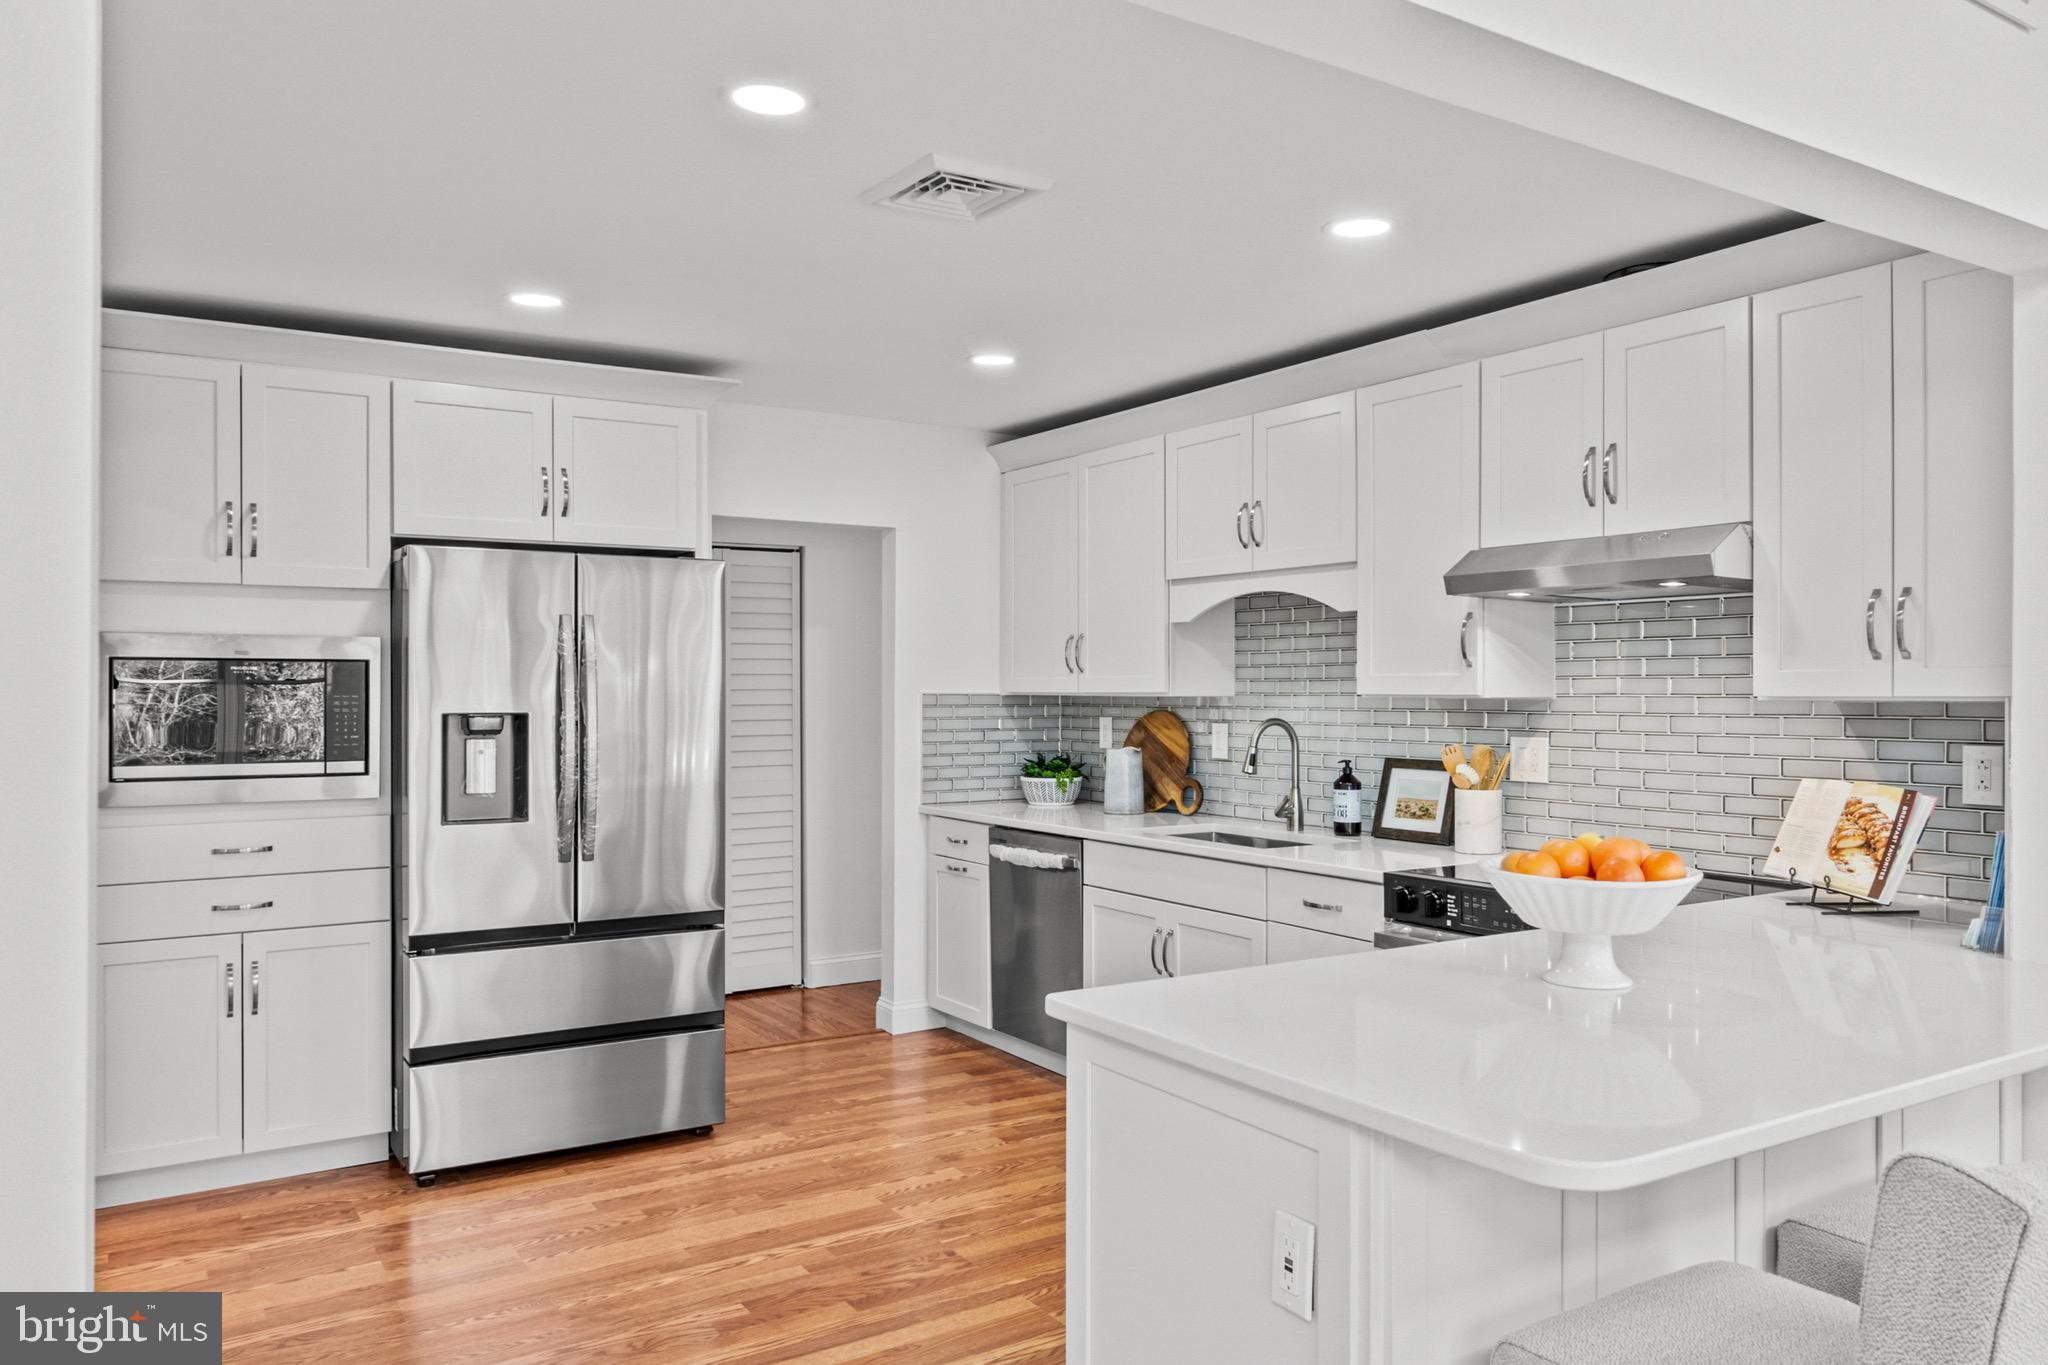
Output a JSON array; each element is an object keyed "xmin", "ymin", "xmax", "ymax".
[
  {"xmin": 929, "ymin": 856, "xmax": 992, "ymax": 1027},
  {"xmin": 554, "ymin": 396, "xmax": 704, "ymax": 551},
  {"xmin": 1083, "ymin": 888, "xmax": 1169, "ymax": 988},
  {"xmin": 242, "ymin": 922, "xmax": 391, "ymax": 1153},
  {"xmin": 1252, "ymin": 392, "xmax": 1356, "ymax": 571},
  {"xmin": 240, "ymin": 365, "xmax": 392, "ymax": 589},
  {"xmin": 1602, "ymin": 299, "xmax": 1751, "ymax": 535},
  {"xmin": 392, "ymin": 380, "xmax": 554, "ymax": 542},
  {"xmin": 1480, "ymin": 333, "xmax": 1605, "ymax": 546},
  {"xmin": 100, "ymin": 350, "xmax": 242, "ymax": 584},
  {"xmin": 1077, "ymin": 438, "xmax": 1168, "ymax": 693},
  {"xmin": 1164, "ymin": 902, "xmax": 1267, "ymax": 978},
  {"xmin": 97, "ymin": 934, "xmax": 242, "ymax": 1175},
  {"xmin": 1893, "ymin": 255, "xmax": 2013, "ymax": 699},
  {"xmin": 1753, "ymin": 265, "xmax": 1895, "ymax": 698},
  {"xmin": 1165, "ymin": 417, "xmax": 1255, "ymax": 579},
  {"xmin": 1000, "ymin": 459, "xmax": 1080, "ymax": 694}
]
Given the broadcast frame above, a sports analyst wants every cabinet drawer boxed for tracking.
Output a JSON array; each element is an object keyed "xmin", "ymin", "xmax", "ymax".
[
  {"xmin": 99, "ymin": 868, "xmax": 387, "ymax": 944},
  {"xmin": 1085, "ymin": 841, "xmax": 1266, "ymax": 919},
  {"xmin": 99, "ymin": 816, "xmax": 388, "ymax": 886},
  {"xmin": 1268, "ymin": 922, "xmax": 1375, "ymax": 964},
  {"xmin": 927, "ymin": 816, "xmax": 989, "ymax": 864},
  {"xmin": 1267, "ymin": 869, "xmax": 1383, "ymax": 940}
]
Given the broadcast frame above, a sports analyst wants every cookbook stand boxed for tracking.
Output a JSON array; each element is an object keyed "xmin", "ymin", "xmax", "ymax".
[{"xmin": 1787, "ymin": 869, "xmax": 1913, "ymax": 916}]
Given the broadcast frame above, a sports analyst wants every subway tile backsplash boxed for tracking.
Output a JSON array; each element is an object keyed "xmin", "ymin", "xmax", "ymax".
[{"xmin": 923, "ymin": 593, "xmax": 2005, "ymax": 907}]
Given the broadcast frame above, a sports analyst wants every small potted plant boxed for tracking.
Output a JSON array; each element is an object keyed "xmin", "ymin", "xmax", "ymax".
[{"xmin": 1020, "ymin": 752, "xmax": 1086, "ymax": 807}]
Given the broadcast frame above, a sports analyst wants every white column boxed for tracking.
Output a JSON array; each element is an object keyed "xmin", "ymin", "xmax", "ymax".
[
  {"xmin": 0, "ymin": 1, "xmax": 100, "ymax": 1288},
  {"xmin": 2010, "ymin": 271, "xmax": 2048, "ymax": 963}
]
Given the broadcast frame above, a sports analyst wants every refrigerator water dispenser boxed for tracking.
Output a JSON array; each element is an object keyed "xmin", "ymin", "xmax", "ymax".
[{"xmin": 441, "ymin": 713, "xmax": 529, "ymax": 823}]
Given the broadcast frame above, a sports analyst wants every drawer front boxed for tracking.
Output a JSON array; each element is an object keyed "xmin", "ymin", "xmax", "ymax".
[
  {"xmin": 1267, "ymin": 869, "xmax": 1384, "ymax": 940},
  {"xmin": 99, "ymin": 815, "xmax": 389, "ymax": 886},
  {"xmin": 1268, "ymin": 922, "xmax": 1375, "ymax": 964},
  {"xmin": 927, "ymin": 815, "xmax": 990, "ymax": 864},
  {"xmin": 99, "ymin": 868, "xmax": 388, "ymax": 944},
  {"xmin": 1085, "ymin": 840, "xmax": 1267, "ymax": 919}
]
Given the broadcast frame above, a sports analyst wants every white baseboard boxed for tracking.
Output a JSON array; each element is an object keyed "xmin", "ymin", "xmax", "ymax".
[
  {"xmin": 804, "ymin": 951, "xmax": 882, "ymax": 988},
  {"xmin": 96, "ymin": 1133, "xmax": 390, "ymax": 1208},
  {"xmin": 938, "ymin": 1016, "xmax": 1068, "ymax": 1076},
  {"xmin": 876, "ymin": 995, "xmax": 946, "ymax": 1034}
]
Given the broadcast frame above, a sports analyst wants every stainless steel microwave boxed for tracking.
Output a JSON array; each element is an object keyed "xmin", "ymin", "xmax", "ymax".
[{"xmin": 102, "ymin": 633, "xmax": 381, "ymax": 806}]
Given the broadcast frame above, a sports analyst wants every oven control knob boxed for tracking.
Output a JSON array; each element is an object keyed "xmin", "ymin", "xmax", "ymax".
[
  {"xmin": 1390, "ymin": 885, "xmax": 1416, "ymax": 915},
  {"xmin": 1417, "ymin": 890, "xmax": 1444, "ymax": 921}
]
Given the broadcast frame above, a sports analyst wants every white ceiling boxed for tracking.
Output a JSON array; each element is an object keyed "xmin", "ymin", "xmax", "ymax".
[{"xmin": 102, "ymin": 0, "xmax": 1801, "ymax": 436}]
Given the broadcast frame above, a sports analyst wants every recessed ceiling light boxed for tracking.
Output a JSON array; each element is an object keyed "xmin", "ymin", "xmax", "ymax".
[
  {"xmin": 1506, "ymin": 591, "xmax": 1531, "ymax": 599},
  {"xmin": 970, "ymin": 353, "xmax": 1016, "ymax": 368},
  {"xmin": 1658, "ymin": 580, "xmax": 1690, "ymax": 589},
  {"xmin": 507, "ymin": 292, "xmax": 563, "ymax": 309},
  {"xmin": 1326, "ymin": 217, "xmax": 1392, "ymax": 240},
  {"xmin": 730, "ymin": 84, "xmax": 807, "ymax": 117}
]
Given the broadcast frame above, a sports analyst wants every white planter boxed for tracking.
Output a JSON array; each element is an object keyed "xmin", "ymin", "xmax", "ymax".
[
  {"xmin": 1020, "ymin": 775, "xmax": 1084, "ymax": 808},
  {"xmin": 1484, "ymin": 867, "xmax": 1703, "ymax": 990}
]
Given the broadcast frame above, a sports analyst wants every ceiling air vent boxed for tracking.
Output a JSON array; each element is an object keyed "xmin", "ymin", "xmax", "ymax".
[{"xmin": 863, "ymin": 155, "xmax": 1051, "ymax": 223}]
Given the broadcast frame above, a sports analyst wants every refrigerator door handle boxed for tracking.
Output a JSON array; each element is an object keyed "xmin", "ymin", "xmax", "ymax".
[
  {"xmin": 577, "ymin": 613, "xmax": 598, "ymax": 862},
  {"xmin": 555, "ymin": 613, "xmax": 579, "ymax": 863}
]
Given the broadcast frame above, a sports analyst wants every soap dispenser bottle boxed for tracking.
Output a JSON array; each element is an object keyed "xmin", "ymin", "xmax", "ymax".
[{"xmin": 1333, "ymin": 759, "xmax": 1364, "ymax": 837}]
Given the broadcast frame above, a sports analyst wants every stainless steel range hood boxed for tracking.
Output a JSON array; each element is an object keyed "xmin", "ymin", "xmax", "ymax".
[{"xmin": 1443, "ymin": 523, "xmax": 1753, "ymax": 603}]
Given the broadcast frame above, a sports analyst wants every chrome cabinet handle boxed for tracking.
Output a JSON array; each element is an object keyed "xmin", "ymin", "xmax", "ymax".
[
  {"xmin": 943, "ymin": 861, "xmax": 969, "ymax": 875},
  {"xmin": 1075, "ymin": 633, "xmax": 1085, "ymax": 674},
  {"xmin": 1459, "ymin": 611, "xmax": 1474, "ymax": 668},
  {"xmin": 1161, "ymin": 928, "xmax": 1176, "ymax": 977},
  {"xmin": 1149, "ymin": 927, "xmax": 1163, "ymax": 976},
  {"xmin": 1865, "ymin": 588, "xmax": 1884, "ymax": 661},
  {"xmin": 1601, "ymin": 443, "xmax": 1618, "ymax": 505},
  {"xmin": 210, "ymin": 899, "xmax": 274, "ymax": 913},
  {"xmin": 210, "ymin": 844, "xmax": 274, "ymax": 856},
  {"xmin": 223, "ymin": 501, "xmax": 236, "ymax": 558},
  {"xmin": 1302, "ymin": 900, "xmax": 1343, "ymax": 913},
  {"xmin": 559, "ymin": 466, "xmax": 571, "ymax": 519},
  {"xmin": 1894, "ymin": 587, "xmax": 1914, "ymax": 660},
  {"xmin": 249, "ymin": 961, "xmax": 260, "ymax": 1016},
  {"xmin": 945, "ymin": 836, "xmax": 970, "ymax": 846},
  {"xmin": 577, "ymin": 614, "xmax": 598, "ymax": 862},
  {"xmin": 247, "ymin": 502, "xmax": 260, "ymax": 558},
  {"xmin": 1062, "ymin": 634, "xmax": 1075, "ymax": 674},
  {"xmin": 1235, "ymin": 502, "xmax": 1250, "ymax": 549},
  {"xmin": 554, "ymin": 614, "xmax": 578, "ymax": 863},
  {"xmin": 1249, "ymin": 500, "xmax": 1264, "ymax": 547},
  {"xmin": 225, "ymin": 962, "xmax": 235, "ymax": 1018},
  {"xmin": 541, "ymin": 466, "xmax": 552, "ymax": 517},
  {"xmin": 1580, "ymin": 446, "xmax": 1597, "ymax": 508}
]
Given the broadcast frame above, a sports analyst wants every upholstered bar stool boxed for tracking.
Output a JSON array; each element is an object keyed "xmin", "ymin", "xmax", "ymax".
[
  {"xmin": 1776, "ymin": 1186, "xmax": 1879, "ymax": 1303},
  {"xmin": 1491, "ymin": 1154, "xmax": 2048, "ymax": 1365}
]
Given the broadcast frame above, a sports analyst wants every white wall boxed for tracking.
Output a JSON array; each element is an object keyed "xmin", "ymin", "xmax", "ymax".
[
  {"xmin": 1, "ymin": 0, "xmax": 99, "ymax": 1289},
  {"xmin": 2012, "ymin": 271, "xmax": 2048, "ymax": 963},
  {"xmin": 709, "ymin": 404, "xmax": 1000, "ymax": 1027},
  {"xmin": 715, "ymin": 517, "xmax": 891, "ymax": 987}
]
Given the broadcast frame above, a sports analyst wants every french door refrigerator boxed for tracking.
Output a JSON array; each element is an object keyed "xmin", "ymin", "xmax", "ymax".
[{"xmin": 392, "ymin": 544, "xmax": 725, "ymax": 1181}]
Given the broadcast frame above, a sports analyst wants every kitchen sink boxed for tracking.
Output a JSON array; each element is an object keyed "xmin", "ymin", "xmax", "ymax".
[{"xmin": 1162, "ymin": 830, "xmax": 1309, "ymax": 850}]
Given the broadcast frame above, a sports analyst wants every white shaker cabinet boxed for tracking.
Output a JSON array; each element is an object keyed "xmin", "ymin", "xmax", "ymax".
[
  {"xmin": 1163, "ymin": 902, "xmax": 1267, "ymax": 977},
  {"xmin": 1480, "ymin": 333, "xmax": 1605, "ymax": 547},
  {"xmin": 1165, "ymin": 417, "xmax": 1255, "ymax": 579},
  {"xmin": 1165, "ymin": 395, "xmax": 1355, "ymax": 580},
  {"xmin": 393, "ymin": 380, "xmax": 555, "ymax": 542},
  {"xmin": 1000, "ymin": 458, "xmax": 1083, "ymax": 693},
  {"xmin": 97, "ymin": 934, "xmax": 244, "ymax": 1176},
  {"xmin": 241, "ymin": 922, "xmax": 391, "ymax": 1154},
  {"xmin": 100, "ymin": 350, "xmax": 243, "ymax": 585},
  {"xmin": 1358, "ymin": 365, "xmax": 1554, "ymax": 698},
  {"xmin": 239, "ymin": 365, "xmax": 392, "ymax": 588},
  {"xmin": 928, "ymin": 855, "xmax": 992, "ymax": 1028},
  {"xmin": 553, "ymin": 396, "xmax": 705, "ymax": 551},
  {"xmin": 1083, "ymin": 887, "xmax": 1265, "ymax": 987}
]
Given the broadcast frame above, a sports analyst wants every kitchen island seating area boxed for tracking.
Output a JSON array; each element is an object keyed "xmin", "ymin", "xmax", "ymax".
[{"xmin": 1492, "ymin": 1153, "xmax": 2048, "ymax": 1365}]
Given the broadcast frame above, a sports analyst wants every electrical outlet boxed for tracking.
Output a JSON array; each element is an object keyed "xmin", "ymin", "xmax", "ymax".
[
  {"xmin": 1509, "ymin": 734, "xmax": 1550, "ymax": 785},
  {"xmin": 1270, "ymin": 1211, "xmax": 1315, "ymax": 1322},
  {"xmin": 1961, "ymin": 745, "xmax": 2005, "ymax": 807},
  {"xmin": 1210, "ymin": 721, "xmax": 1229, "ymax": 762},
  {"xmin": 1099, "ymin": 716, "xmax": 1114, "ymax": 749}
]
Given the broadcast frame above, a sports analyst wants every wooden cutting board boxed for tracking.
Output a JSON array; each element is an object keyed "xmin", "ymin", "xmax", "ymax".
[{"xmin": 1123, "ymin": 710, "xmax": 1201, "ymax": 814}]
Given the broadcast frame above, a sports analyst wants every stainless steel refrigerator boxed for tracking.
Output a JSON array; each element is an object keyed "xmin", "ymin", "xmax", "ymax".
[{"xmin": 391, "ymin": 544, "xmax": 726, "ymax": 1182}]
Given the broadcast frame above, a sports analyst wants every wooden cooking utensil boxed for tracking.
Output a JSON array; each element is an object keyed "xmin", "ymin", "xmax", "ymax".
[
  {"xmin": 1440, "ymin": 743, "xmax": 1465, "ymax": 775},
  {"xmin": 1123, "ymin": 710, "xmax": 1198, "ymax": 814},
  {"xmin": 1468, "ymin": 744, "xmax": 1497, "ymax": 789},
  {"xmin": 1484, "ymin": 752, "xmax": 1511, "ymax": 790}
]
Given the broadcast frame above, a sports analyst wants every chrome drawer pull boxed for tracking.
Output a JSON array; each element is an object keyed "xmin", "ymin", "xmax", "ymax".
[
  {"xmin": 944, "ymin": 836, "xmax": 970, "ymax": 846},
  {"xmin": 210, "ymin": 844, "xmax": 275, "ymax": 856},
  {"xmin": 211, "ymin": 899, "xmax": 275, "ymax": 913},
  {"xmin": 1301, "ymin": 899, "xmax": 1343, "ymax": 913}
]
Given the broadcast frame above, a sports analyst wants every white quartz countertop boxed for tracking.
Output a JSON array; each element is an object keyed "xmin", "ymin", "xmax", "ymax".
[
  {"xmin": 1046, "ymin": 895, "xmax": 2039, "ymax": 1192},
  {"xmin": 922, "ymin": 801, "xmax": 1494, "ymax": 882}
]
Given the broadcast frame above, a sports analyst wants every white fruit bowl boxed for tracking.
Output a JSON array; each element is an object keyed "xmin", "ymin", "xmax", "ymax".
[{"xmin": 1484, "ymin": 866, "xmax": 1702, "ymax": 991}]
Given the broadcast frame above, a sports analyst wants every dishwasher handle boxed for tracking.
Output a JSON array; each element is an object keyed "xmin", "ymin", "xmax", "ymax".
[{"xmin": 989, "ymin": 842, "xmax": 1081, "ymax": 872}]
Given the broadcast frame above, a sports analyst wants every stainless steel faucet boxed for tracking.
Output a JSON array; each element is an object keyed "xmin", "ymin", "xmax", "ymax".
[{"xmin": 1242, "ymin": 717, "xmax": 1305, "ymax": 832}]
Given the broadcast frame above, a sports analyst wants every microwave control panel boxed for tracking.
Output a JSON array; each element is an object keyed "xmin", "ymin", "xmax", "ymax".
[{"xmin": 325, "ymin": 662, "xmax": 372, "ymax": 770}]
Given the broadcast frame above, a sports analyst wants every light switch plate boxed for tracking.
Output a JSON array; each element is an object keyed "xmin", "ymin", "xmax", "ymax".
[
  {"xmin": 1961, "ymin": 745, "xmax": 2004, "ymax": 807},
  {"xmin": 1509, "ymin": 734, "xmax": 1549, "ymax": 785},
  {"xmin": 1099, "ymin": 716, "xmax": 1114, "ymax": 749},
  {"xmin": 1210, "ymin": 721, "xmax": 1228, "ymax": 762},
  {"xmin": 1270, "ymin": 1211, "xmax": 1315, "ymax": 1322}
]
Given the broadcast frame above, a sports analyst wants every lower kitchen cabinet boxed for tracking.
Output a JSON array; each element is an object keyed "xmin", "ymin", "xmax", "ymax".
[
  {"xmin": 97, "ymin": 922, "xmax": 390, "ymax": 1177},
  {"xmin": 1083, "ymin": 886, "xmax": 1265, "ymax": 986},
  {"xmin": 929, "ymin": 854, "xmax": 992, "ymax": 1027},
  {"xmin": 1267, "ymin": 922, "xmax": 1375, "ymax": 963}
]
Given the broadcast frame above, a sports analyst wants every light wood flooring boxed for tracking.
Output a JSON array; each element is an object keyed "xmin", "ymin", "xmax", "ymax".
[{"xmin": 96, "ymin": 985, "xmax": 1066, "ymax": 1364}]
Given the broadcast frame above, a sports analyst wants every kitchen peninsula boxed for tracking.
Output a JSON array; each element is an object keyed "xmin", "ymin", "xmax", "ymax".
[{"xmin": 1047, "ymin": 894, "xmax": 2048, "ymax": 1365}]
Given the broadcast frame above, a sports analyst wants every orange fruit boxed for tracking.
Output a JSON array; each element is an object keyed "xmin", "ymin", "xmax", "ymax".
[
  {"xmin": 1595, "ymin": 856, "xmax": 1646, "ymax": 883},
  {"xmin": 1521, "ymin": 852, "xmax": 1563, "ymax": 879},
  {"xmin": 1546, "ymin": 841, "xmax": 1591, "ymax": 878},
  {"xmin": 1566, "ymin": 873, "xmax": 1593, "ymax": 880},
  {"xmin": 1642, "ymin": 850, "xmax": 1690, "ymax": 881},
  {"xmin": 1574, "ymin": 832, "xmax": 1604, "ymax": 851},
  {"xmin": 1500, "ymin": 851, "xmax": 1526, "ymax": 873},
  {"xmin": 1591, "ymin": 837, "xmax": 1650, "ymax": 867}
]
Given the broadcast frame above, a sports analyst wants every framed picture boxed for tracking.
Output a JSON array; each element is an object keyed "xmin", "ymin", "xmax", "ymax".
[{"xmin": 1370, "ymin": 758, "xmax": 1455, "ymax": 845}]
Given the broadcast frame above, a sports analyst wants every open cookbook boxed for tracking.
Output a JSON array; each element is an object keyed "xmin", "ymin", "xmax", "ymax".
[{"xmin": 1762, "ymin": 778, "xmax": 1938, "ymax": 906}]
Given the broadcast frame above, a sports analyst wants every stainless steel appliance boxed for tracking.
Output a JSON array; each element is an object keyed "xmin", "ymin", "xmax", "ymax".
[
  {"xmin": 988, "ymin": 829, "xmax": 1083, "ymax": 1055},
  {"xmin": 1442, "ymin": 522, "xmax": 1752, "ymax": 603},
  {"xmin": 101, "ymin": 632, "xmax": 379, "ymax": 806},
  {"xmin": 1377, "ymin": 863, "xmax": 1783, "ymax": 948},
  {"xmin": 391, "ymin": 544, "xmax": 725, "ymax": 1182}
]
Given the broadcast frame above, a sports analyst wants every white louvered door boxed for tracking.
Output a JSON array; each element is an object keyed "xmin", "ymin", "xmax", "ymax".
[{"xmin": 717, "ymin": 547, "xmax": 805, "ymax": 991}]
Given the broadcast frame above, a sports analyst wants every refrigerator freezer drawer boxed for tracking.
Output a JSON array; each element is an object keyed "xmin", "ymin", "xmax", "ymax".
[
  {"xmin": 405, "ymin": 927, "xmax": 724, "ymax": 1054},
  {"xmin": 405, "ymin": 1028, "xmax": 724, "ymax": 1173}
]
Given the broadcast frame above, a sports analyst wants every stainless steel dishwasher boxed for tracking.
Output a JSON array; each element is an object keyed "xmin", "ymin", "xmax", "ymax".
[{"xmin": 987, "ymin": 828, "xmax": 1084, "ymax": 1055}]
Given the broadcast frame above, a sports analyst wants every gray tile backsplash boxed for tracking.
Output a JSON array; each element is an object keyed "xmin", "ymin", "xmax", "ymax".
[{"xmin": 924, "ymin": 593, "xmax": 2005, "ymax": 906}]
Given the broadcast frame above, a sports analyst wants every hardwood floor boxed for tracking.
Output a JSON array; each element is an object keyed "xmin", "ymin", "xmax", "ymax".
[
  {"xmin": 725, "ymin": 981, "xmax": 881, "ymax": 1053},
  {"xmin": 96, "ymin": 1000, "xmax": 1065, "ymax": 1364}
]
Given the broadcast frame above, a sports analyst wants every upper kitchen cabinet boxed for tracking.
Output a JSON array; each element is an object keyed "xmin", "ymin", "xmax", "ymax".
[
  {"xmin": 1001, "ymin": 458, "xmax": 1082, "ymax": 694},
  {"xmin": 101, "ymin": 351, "xmax": 392, "ymax": 588},
  {"xmin": 1754, "ymin": 257, "xmax": 2012, "ymax": 699},
  {"xmin": 392, "ymin": 381, "xmax": 555, "ymax": 543},
  {"xmin": 552, "ymin": 397, "xmax": 706, "ymax": 551},
  {"xmin": 1358, "ymin": 365, "xmax": 1553, "ymax": 698},
  {"xmin": 1164, "ymin": 393, "xmax": 1355, "ymax": 580},
  {"xmin": 1480, "ymin": 300, "xmax": 1750, "ymax": 546}
]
